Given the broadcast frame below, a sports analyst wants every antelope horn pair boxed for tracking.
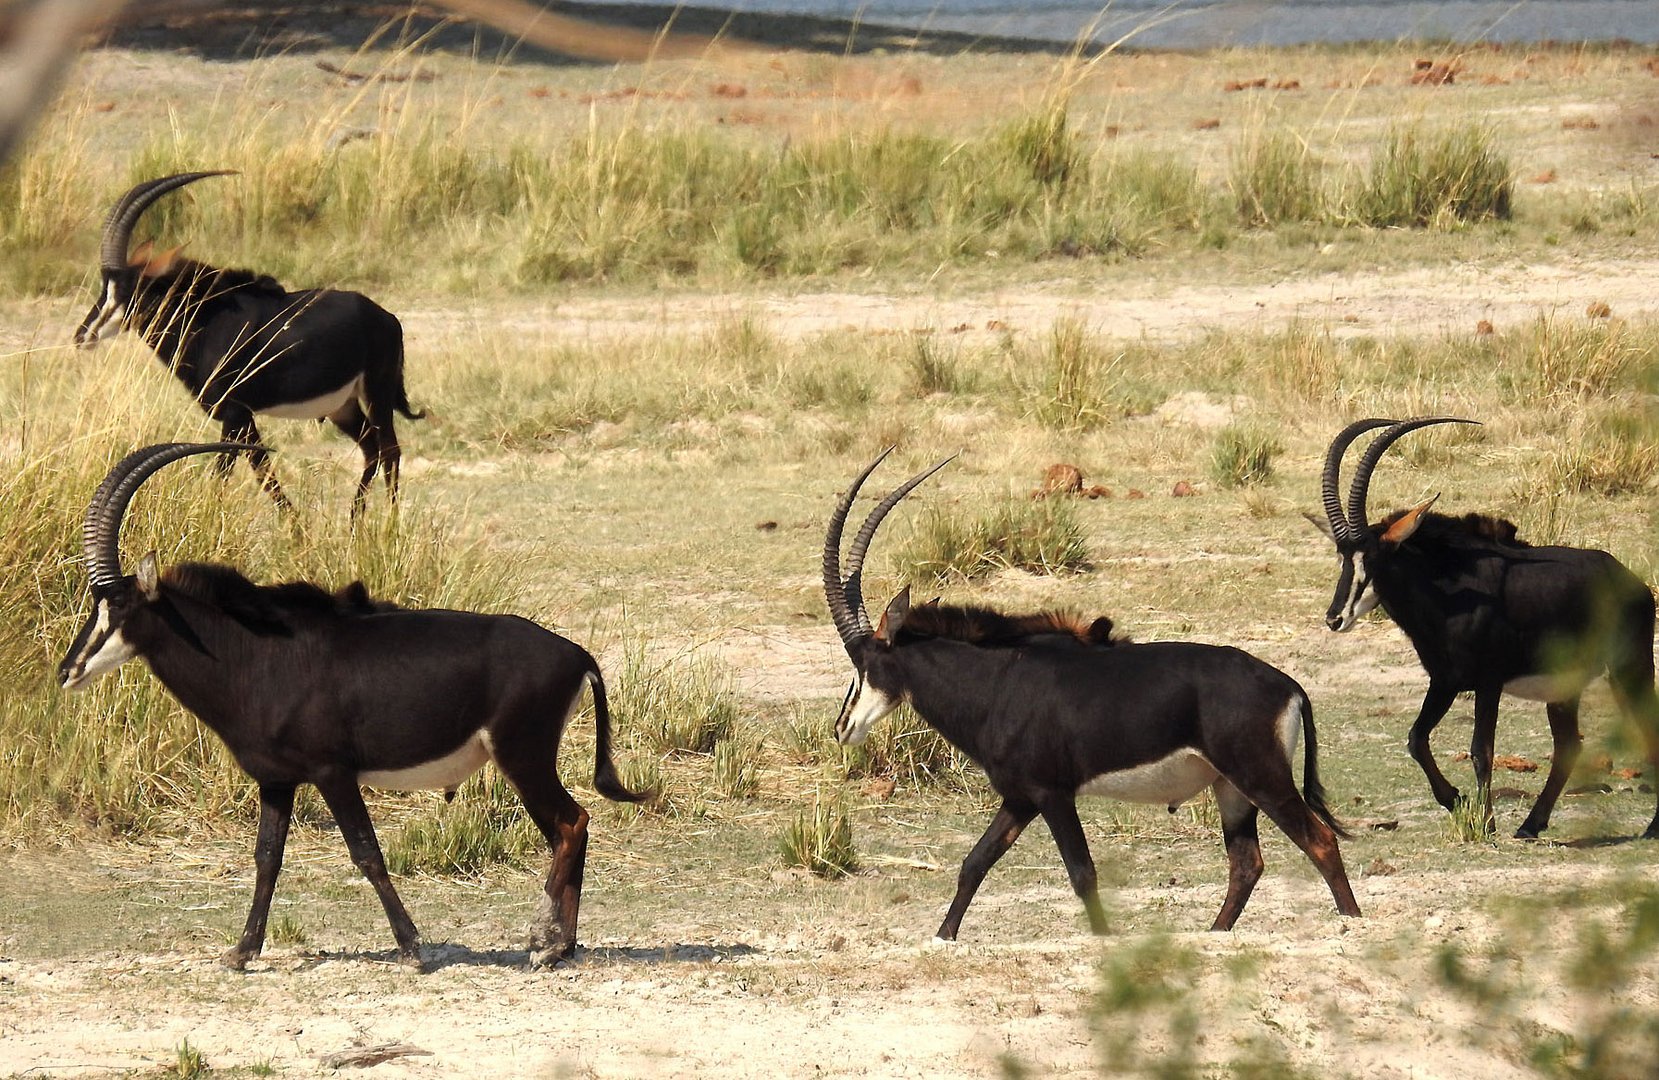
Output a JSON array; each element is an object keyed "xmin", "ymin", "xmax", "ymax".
[
  {"xmin": 1319, "ymin": 417, "xmax": 1480, "ymax": 543},
  {"xmin": 98, "ymin": 171, "xmax": 234, "ymax": 272},
  {"xmin": 83, "ymin": 443, "xmax": 252, "ymax": 587},
  {"xmin": 822, "ymin": 449, "xmax": 953, "ymax": 655}
]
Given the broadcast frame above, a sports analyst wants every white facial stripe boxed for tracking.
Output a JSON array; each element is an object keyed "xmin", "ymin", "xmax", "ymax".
[
  {"xmin": 1351, "ymin": 578, "xmax": 1380, "ymax": 616},
  {"xmin": 836, "ymin": 680, "xmax": 901, "ymax": 746},
  {"xmin": 1331, "ymin": 559, "xmax": 1376, "ymax": 631},
  {"xmin": 79, "ymin": 281, "xmax": 125, "ymax": 346},
  {"xmin": 63, "ymin": 603, "xmax": 136, "ymax": 689}
]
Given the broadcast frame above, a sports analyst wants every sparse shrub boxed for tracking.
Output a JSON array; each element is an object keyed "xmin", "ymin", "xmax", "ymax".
[
  {"xmin": 1231, "ymin": 129, "xmax": 1321, "ymax": 226},
  {"xmin": 779, "ymin": 792, "xmax": 859, "ymax": 878},
  {"xmin": 1209, "ymin": 424, "xmax": 1282, "ymax": 488},
  {"xmin": 999, "ymin": 103, "xmax": 1080, "ymax": 187},
  {"xmin": 909, "ymin": 335, "xmax": 959, "ymax": 396},
  {"xmin": 712, "ymin": 734, "xmax": 764, "ymax": 800},
  {"xmin": 1102, "ymin": 150, "xmax": 1207, "ymax": 230},
  {"xmin": 728, "ymin": 205, "xmax": 785, "ymax": 273},
  {"xmin": 701, "ymin": 312, "xmax": 778, "ymax": 372},
  {"xmin": 1267, "ymin": 323, "xmax": 1340, "ymax": 403},
  {"xmin": 269, "ymin": 912, "xmax": 308, "ymax": 947},
  {"xmin": 1349, "ymin": 124, "xmax": 1512, "ymax": 228},
  {"xmin": 173, "ymin": 1039, "xmax": 208, "ymax": 1080},
  {"xmin": 1191, "ymin": 323, "xmax": 1339, "ymax": 404},
  {"xmin": 897, "ymin": 496, "xmax": 1091, "ymax": 585},
  {"xmin": 1183, "ymin": 789, "xmax": 1221, "ymax": 830},
  {"xmin": 1516, "ymin": 316, "xmax": 1643, "ymax": 399},
  {"xmin": 384, "ymin": 773, "xmax": 543, "ymax": 875},
  {"xmin": 1537, "ymin": 413, "xmax": 1659, "ymax": 496},
  {"xmin": 1445, "ymin": 788, "xmax": 1498, "ymax": 844},
  {"xmin": 611, "ymin": 640, "xmax": 741, "ymax": 756},
  {"xmin": 1241, "ymin": 489, "xmax": 1279, "ymax": 519},
  {"xmin": 1032, "ymin": 318, "xmax": 1113, "ymax": 430},
  {"xmin": 782, "ymin": 706, "xmax": 837, "ymax": 766},
  {"xmin": 1039, "ymin": 207, "xmax": 1158, "ymax": 259}
]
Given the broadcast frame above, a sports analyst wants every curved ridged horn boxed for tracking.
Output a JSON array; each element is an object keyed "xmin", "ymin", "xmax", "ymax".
[
  {"xmin": 843, "ymin": 456, "xmax": 954, "ymax": 637},
  {"xmin": 98, "ymin": 171, "xmax": 234, "ymax": 271},
  {"xmin": 1320, "ymin": 419, "xmax": 1398, "ymax": 542},
  {"xmin": 1345, "ymin": 417, "xmax": 1480, "ymax": 532},
  {"xmin": 823, "ymin": 449, "xmax": 895, "ymax": 650},
  {"xmin": 83, "ymin": 442, "xmax": 250, "ymax": 587}
]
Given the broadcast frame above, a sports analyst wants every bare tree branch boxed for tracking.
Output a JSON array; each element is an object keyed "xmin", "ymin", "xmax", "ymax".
[
  {"xmin": 0, "ymin": 0, "xmax": 128, "ymax": 166},
  {"xmin": 0, "ymin": 1, "xmax": 757, "ymax": 169},
  {"xmin": 434, "ymin": 0, "xmax": 752, "ymax": 63}
]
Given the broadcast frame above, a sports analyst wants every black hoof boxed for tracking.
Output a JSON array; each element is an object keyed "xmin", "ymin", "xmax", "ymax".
[{"xmin": 529, "ymin": 944, "xmax": 576, "ymax": 970}]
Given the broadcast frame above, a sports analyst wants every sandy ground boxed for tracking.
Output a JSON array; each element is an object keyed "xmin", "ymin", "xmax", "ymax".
[
  {"xmin": 2, "ymin": 857, "xmax": 1653, "ymax": 1078},
  {"xmin": 8, "ymin": 252, "xmax": 1654, "ymax": 363},
  {"xmin": 397, "ymin": 255, "xmax": 1659, "ymax": 348}
]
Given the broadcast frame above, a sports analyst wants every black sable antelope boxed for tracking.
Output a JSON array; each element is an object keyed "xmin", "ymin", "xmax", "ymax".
[
  {"xmin": 58, "ymin": 443, "xmax": 647, "ymax": 970},
  {"xmin": 822, "ymin": 451, "xmax": 1360, "ymax": 939},
  {"xmin": 1315, "ymin": 417, "xmax": 1659, "ymax": 839},
  {"xmin": 74, "ymin": 172, "xmax": 421, "ymax": 516}
]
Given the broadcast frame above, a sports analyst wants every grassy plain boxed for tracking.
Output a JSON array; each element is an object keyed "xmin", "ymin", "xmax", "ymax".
[{"xmin": 1, "ymin": 22, "xmax": 1657, "ymax": 1079}]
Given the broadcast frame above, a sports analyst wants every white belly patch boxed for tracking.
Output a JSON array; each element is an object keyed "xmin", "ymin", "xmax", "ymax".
[
  {"xmin": 261, "ymin": 375, "xmax": 363, "ymax": 420},
  {"xmin": 1504, "ymin": 672, "xmax": 1597, "ymax": 703},
  {"xmin": 359, "ymin": 733, "xmax": 490, "ymax": 793},
  {"xmin": 1077, "ymin": 749, "xmax": 1219, "ymax": 807}
]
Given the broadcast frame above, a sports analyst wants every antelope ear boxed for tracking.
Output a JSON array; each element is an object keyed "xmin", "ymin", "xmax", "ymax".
[
  {"xmin": 126, "ymin": 240, "xmax": 154, "ymax": 267},
  {"xmin": 1302, "ymin": 511, "xmax": 1336, "ymax": 540},
  {"xmin": 875, "ymin": 587, "xmax": 911, "ymax": 643},
  {"xmin": 136, "ymin": 551, "xmax": 160, "ymax": 599},
  {"xmin": 136, "ymin": 245, "xmax": 184, "ymax": 278},
  {"xmin": 1380, "ymin": 495, "xmax": 1439, "ymax": 547}
]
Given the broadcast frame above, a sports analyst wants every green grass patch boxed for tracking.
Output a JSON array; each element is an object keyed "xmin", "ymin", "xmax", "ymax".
[
  {"xmin": 896, "ymin": 495, "xmax": 1091, "ymax": 585},
  {"xmin": 1231, "ymin": 129, "xmax": 1322, "ymax": 227},
  {"xmin": 779, "ymin": 791, "xmax": 858, "ymax": 879},
  {"xmin": 384, "ymin": 773, "xmax": 545, "ymax": 876},
  {"xmin": 1208, "ymin": 423, "xmax": 1282, "ymax": 488},
  {"xmin": 1347, "ymin": 124, "xmax": 1512, "ymax": 228}
]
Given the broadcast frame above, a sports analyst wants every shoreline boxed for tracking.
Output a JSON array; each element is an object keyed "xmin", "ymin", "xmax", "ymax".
[{"xmin": 88, "ymin": 2, "xmax": 1659, "ymax": 61}]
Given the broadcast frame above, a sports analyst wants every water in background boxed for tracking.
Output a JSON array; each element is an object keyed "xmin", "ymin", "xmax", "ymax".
[{"xmin": 602, "ymin": 1, "xmax": 1659, "ymax": 47}]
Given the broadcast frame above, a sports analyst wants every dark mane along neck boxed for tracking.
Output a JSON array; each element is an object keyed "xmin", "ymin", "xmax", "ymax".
[
  {"xmin": 140, "ymin": 259, "xmax": 286, "ymax": 301},
  {"xmin": 899, "ymin": 602, "xmax": 1119, "ymax": 646},
  {"xmin": 1380, "ymin": 510, "xmax": 1531, "ymax": 548},
  {"xmin": 162, "ymin": 562, "xmax": 391, "ymax": 635}
]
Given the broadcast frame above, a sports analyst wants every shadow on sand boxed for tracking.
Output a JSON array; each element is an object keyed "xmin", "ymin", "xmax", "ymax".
[
  {"xmin": 291, "ymin": 939, "xmax": 761, "ymax": 972},
  {"xmin": 94, "ymin": 1, "xmax": 1099, "ymax": 62},
  {"xmin": 1557, "ymin": 831, "xmax": 1657, "ymax": 850}
]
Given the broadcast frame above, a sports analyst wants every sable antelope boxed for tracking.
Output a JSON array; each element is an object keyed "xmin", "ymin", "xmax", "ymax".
[
  {"xmin": 1314, "ymin": 417, "xmax": 1659, "ymax": 839},
  {"xmin": 58, "ymin": 443, "xmax": 647, "ymax": 970},
  {"xmin": 74, "ymin": 172, "xmax": 421, "ymax": 516},
  {"xmin": 822, "ymin": 451, "xmax": 1360, "ymax": 939}
]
